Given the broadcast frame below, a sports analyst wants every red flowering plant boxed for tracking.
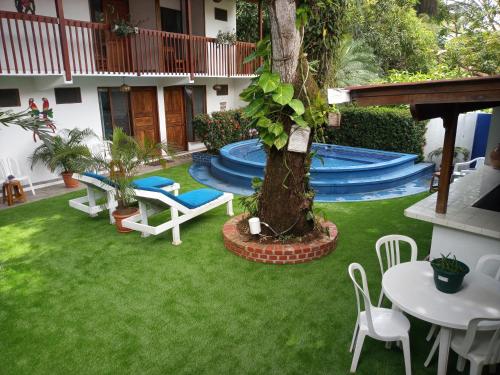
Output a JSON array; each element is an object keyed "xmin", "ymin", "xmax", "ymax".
[{"xmin": 194, "ymin": 109, "xmax": 257, "ymax": 154}]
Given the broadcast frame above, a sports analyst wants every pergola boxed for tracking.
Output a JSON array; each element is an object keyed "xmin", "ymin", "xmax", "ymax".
[{"xmin": 328, "ymin": 75, "xmax": 500, "ymax": 214}]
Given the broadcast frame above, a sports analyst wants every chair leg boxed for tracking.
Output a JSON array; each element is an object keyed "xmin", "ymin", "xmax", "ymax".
[
  {"xmin": 87, "ymin": 187, "xmax": 98, "ymax": 217},
  {"xmin": 469, "ymin": 361, "xmax": 483, "ymax": 375},
  {"xmin": 139, "ymin": 201, "xmax": 150, "ymax": 238},
  {"xmin": 171, "ymin": 207, "xmax": 181, "ymax": 245},
  {"xmin": 377, "ymin": 289, "xmax": 384, "ymax": 307},
  {"xmin": 424, "ymin": 331, "xmax": 440, "ymax": 367},
  {"xmin": 401, "ymin": 336, "xmax": 412, "ymax": 375},
  {"xmin": 350, "ymin": 331, "xmax": 366, "ymax": 373},
  {"xmin": 426, "ymin": 324, "xmax": 437, "ymax": 342},
  {"xmin": 456, "ymin": 356, "xmax": 466, "ymax": 372},
  {"xmin": 227, "ymin": 200, "xmax": 234, "ymax": 216},
  {"xmin": 107, "ymin": 192, "xmax": 116, "ymax": 224},
  {"xmin": 349, "ymin": 319, "xmax": 359, "ymax": 353},
  {"xmin": 28, "ymin": 178, "xmax": 35, "ymax": 196}
]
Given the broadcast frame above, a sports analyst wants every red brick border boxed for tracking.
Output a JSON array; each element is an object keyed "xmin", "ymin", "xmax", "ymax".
[{"xmin": 222, "ymin": 214, "xmax": 339, "ymax": 264}]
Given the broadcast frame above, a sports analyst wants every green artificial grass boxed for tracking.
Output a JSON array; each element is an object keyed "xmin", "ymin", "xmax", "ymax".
[{"xmin": 0, "ymin": 163, "xmax": 463, "ymax": 374}]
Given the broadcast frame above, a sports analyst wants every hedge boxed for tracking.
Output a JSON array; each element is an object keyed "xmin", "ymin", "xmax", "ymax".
[
  {"xmin": 193, "ymin": 109, "xmax": 256, "ymax": 154},
  {"xmin": 324, "ymin": 106, "xmax": 427, "ymax": 160}
]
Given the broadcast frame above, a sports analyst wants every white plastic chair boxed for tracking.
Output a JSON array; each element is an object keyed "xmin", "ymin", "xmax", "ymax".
[
  {"xmin": 424, "ymin": 254, "xmax": 500, "ymax": 370},
  {"xmin": 453, "ymin": 157, "xmax": 485, "ymax": 179},
  {"xmin": 375, "ymin": 235, "xmax": 418, "ymax": 306},
  {"xmin": 452, "ymin": 318, "xmax": 500, "ymax": 375},
  {"xmin": 0, "ymin": 157, "xmax": 36, "ymax": 195},
  {"xmin": 348, "ymin": 263, "xmax": 412, "ymax": 374}
]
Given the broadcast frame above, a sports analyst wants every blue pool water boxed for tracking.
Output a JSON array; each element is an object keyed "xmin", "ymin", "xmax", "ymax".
[{"xmin": 189, "ymin": 139, "xmax": 434, "ymax": 202}]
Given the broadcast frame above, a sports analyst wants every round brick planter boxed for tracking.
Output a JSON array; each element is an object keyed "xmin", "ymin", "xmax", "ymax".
[{"xmin": 223, "ymin": 214, "xmax": 339, "ymax": 264}]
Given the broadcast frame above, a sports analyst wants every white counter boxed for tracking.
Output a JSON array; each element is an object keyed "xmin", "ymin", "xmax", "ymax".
[{"xmin": 405, "ymin": 166, "xmax": 500, "ymax": 268}]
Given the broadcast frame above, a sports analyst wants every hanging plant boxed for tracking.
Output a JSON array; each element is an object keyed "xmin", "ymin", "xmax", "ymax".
[
  {"xmin": 111, "ymin": 18, "xmax": 139, "ymax": 37},
  {"xmin": 216, "ymin": 30, "xmax": 237, "ymax": 45}
]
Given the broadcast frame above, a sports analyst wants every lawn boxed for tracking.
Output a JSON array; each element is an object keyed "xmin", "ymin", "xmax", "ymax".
[{"xmin": 0, "ymin": 163, "xmax": 463, "ymax": 375}]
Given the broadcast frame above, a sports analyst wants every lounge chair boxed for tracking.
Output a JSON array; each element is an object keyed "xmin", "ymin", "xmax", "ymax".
[
  {"xmin": 69, "ymin": 172, "xmax": 180, "ymax": 224},
  {"xmin": 121, "ymin": 186, "xmax": 234, "ymax": 245}
]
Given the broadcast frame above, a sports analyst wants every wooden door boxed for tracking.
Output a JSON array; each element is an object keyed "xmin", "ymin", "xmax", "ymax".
[
  {"xmin": 164, "ymin": 86, "xmax": 187, "ymax": 150},
  {"xmin": 130, "ymin": 87, "xmax": 160, "ymax": 145}
]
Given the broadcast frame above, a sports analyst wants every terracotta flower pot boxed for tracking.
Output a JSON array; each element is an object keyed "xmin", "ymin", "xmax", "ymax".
[
  {"xmin": 61, "ymin": 171, "xmax": 79, "ymax": 188},
  {"xmin": 112, "ymin": 208, "xmax": 139, "ymax": 233},
  {"xmin": 490, "ymin": 143, "xmax": 500, "ymax": 169}
]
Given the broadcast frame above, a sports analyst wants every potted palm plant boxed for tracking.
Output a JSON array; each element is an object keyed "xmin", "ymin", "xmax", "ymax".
[
  {"xmin": 90, "ymin": 128, "xmax": 166, "ymax": 232},
  {"xmin": 30, "ymin": 128, "xmax": 95, "ymax": 188},
  {"xmin": 430, "ymin": 253, "xmax": 470, "ymax": 294}
]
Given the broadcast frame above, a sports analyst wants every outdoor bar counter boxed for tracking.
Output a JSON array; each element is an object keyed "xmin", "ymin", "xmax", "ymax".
[{"xmin": 405, "ymin": 165, "xmax": 500, "ymax": 268}]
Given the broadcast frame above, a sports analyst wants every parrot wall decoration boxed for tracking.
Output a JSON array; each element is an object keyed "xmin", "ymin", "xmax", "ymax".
[{"xmin": 28, "ymin": 97, "xmax": 56, "ymax": 141}]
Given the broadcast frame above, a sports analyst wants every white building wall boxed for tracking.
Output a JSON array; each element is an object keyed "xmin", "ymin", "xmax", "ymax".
[
  {"xmin": 0, "ymin": 75, "xmax": 249, "ymax": 184},
  {"xmin": 423, "ymin": 112, "xmax": 479, "ymax": 161},
  {"xmin": 204, "ymin": 0, "xmax": 236, "ymax": 38},
  {"xmin": 0, "ymin": 0, "xmax": 90, "ymax": 20}
]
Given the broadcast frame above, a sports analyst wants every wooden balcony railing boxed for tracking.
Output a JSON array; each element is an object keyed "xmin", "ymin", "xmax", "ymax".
[{"xmin": 0, "ymin": 10, "xmax": 258, "ymax": 79}]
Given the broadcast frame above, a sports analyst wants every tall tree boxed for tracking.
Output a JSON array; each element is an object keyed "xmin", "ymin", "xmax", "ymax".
[{"xmin": 241, "ymin": 0, "xmax": 340, "ymax": 236}]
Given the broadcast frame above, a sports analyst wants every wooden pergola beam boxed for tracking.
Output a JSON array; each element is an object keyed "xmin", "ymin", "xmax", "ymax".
[{"xmin": 332, "ymin": 75, "xmax": 500, "ymax": 214}]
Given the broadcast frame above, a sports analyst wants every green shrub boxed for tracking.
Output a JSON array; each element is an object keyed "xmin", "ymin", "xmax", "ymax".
[
  {"xmin": 325, "ymin": 106, "xmax": 427, "ymax": 160},
  {"xmin": 194, "ymin": 109, "xmax": 256, "ymax": 154}
]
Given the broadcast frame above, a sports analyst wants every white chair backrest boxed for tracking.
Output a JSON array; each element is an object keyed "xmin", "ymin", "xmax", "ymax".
[
  {"xmin": 348, "ymin": 263, "xmax": 375, "ymax": 334},
  {"xmin": 0, "ymin": 157, "xmax": 23, "ymax": 178},
  {"xmin": 0, "ymin": 158, "xmax": 8, "ymax": 180},
  {"xmin": 476, "ymin": 254, "xmax": 500, "ymax": 281},
  {"xmin": 475, "ymin": 157, "xmax": 485, "ymax": 169},
  {"xmin": 375, "ymin": 235, "xmax": 418, "ymax": 276},
  {"xmin": 459, "ymin": 318, "xmax": 500, "ymax": 365}
]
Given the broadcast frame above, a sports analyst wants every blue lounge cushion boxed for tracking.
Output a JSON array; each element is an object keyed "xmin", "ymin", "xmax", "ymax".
[
  {"xmin": 83, "ymin": 172, "xmax": 115, "ymax": 186},
  {"xmin": 139, "ymin": 186, "xmax": 223, "ymax": 209},
  {"xmin": 132, "ymin": 176, "xmax": 175, "ymax": 189}
]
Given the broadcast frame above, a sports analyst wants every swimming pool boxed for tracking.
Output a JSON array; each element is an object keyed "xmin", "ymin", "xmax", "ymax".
[{"xmin": 189, "ymin": 139, "xmax": 434, "ymax": 202}]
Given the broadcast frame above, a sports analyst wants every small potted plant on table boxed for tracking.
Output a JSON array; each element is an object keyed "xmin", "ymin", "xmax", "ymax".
[
  {"xmin": 430, "ymin": 253, "xmax": 470, "ymax": 294},
  {"xmin": 30, "ymin": 128, "xmax": 95, "ymax": 188}
]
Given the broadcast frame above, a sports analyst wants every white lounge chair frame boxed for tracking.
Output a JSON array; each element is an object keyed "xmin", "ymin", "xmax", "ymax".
[
  {"xmin": 453, "ymin": 157, "xmax": 485, "ymax": 179},
  {"xmin": 68, "ymin": 173, "xmax": 180, "ymax": 224},
  {"xmin": 122, "ymin": 188, "xmax": 234, "ymax": 245}
]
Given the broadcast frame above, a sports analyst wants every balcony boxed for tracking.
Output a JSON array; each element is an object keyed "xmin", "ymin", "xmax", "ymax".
[{"xmin": 0, "ymin": 10, "xmax": 258, "ymax": 80}]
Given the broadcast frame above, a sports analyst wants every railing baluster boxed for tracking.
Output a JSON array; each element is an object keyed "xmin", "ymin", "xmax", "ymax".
[
  {"xmin": 36, "ymin": 17, "xmax": 48, "ymax": 73},
  {"xmin": 6, "ymin": 19, "xmax": 19, "ymax": 73},
  {"xmin": 22, "ymin": 19, "xmax": 33, "ymax": 73},
  {"xmin": 79, "ymin": 24, "xmax": 88, "ymax": 74},
  {"xmin": 45, "ymin": 20, "xmax": 54, "ymax": 73},
  {"xmin": 0, "ymin": 18, "xmax": 9, "ymax": 73},
  {"xmin": 14, "ymin": 17, "xmax": 26, "ymax": 73},
  {"xmin": 51, "ymin": 21, "xmax": 61, "ymax": 73}
]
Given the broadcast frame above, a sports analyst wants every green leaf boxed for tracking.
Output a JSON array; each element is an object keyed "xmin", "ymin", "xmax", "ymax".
[
  {"xmin": 291, "ymin": 115, "xmax": 308, "ymax": 127},
  {"xmin": 243, "ymin": 51, "xmax": 257, "ymax": 64},
  {"xmin": 256, "ymin": 117, "xmax": 272, "ymax": 128},
  {"xmin": 243, "ymin": 98, "xmax": 264, "ymax": 117},
  {"xmin": 288, "ymin": 99, "xmax": 305, "ymax": 115},
  {"xmin": 262, "ymin": 133, "xmax": 275, "ymax": 147},
  {"xmin": 273, "ymin": 132, "xmax": 288, "ymax": 150},
  {"xmin": 272, "ymin": 84, "xmax": 294, "ymax": 106},
  {"xmin": 258, "ymin": 72, "xmax": 280, "ymax": 93},
  {"xmin": 269, "ymin": 122, "xmax": 284, "ymax": 136}
]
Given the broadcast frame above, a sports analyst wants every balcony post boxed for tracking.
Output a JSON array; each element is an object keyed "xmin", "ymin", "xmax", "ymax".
[
  {"xmin": 258, "ymin": 0, "xmax": 263, "ymax": 40},
  {"xmin": 186, "ymin": 0, "xmax": 194, "ymax": 80},
  {"xmin": 55, "ymin": 0, "xmax": 72, "ymax": 82}
]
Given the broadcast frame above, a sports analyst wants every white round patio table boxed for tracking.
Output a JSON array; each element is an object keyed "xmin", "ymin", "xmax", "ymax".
[{"xmin": 382, "ymin": 261, "xmax": 500, "ymax": 375}]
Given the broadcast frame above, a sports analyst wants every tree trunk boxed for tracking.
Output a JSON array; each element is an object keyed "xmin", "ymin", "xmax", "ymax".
[
  {"xmin": 416, "ymin": 0, "xmax": 438, "ymax": 17},
  {"xmin": 258, "ymin": 0, "xmax": 314, "ymax": 236}
]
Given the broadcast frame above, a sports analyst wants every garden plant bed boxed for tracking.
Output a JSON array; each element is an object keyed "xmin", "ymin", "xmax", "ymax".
[{"xmin": 223, "ymin": 214, "xmax": 339, "ymax": 264}]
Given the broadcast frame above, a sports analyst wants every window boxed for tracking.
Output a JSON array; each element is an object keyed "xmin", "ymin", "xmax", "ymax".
[
  {"xmin": 185, "ymin": 86, "xmax": 206, "ymax": 142},
  {"xmin": 161, "ymin": 7, "xmax": 183, "ymax": 33},
  {"xmin": 0, "ymin": 89, "xmax": 21, "ymax": 107},
  {"xmin": 214, "ymin": 7, "xmax": 228, "ymax": 21},
  {"xmin": 97, "ymin": 88, "xmax": 132, "ymax": 140},
  {"xmin": 54, "ymin": 87, "xmax": 82, "ymax": 104},
  {"xmin": 215, "ymin": 85, "xmax": 228, "ymax": 96}
]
